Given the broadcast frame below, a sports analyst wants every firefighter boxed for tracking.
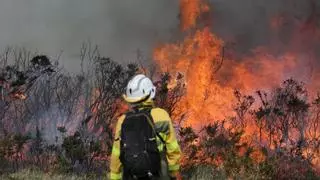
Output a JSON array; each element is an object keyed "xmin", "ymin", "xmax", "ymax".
[{"xmin": 110, "ymin": 74, "xmax": 181, "ymax": 180}]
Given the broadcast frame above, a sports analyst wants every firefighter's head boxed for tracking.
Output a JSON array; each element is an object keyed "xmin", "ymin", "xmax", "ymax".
[{"xmin": 123, "ymin": 74, "xmax": 156, "ymax": 104}]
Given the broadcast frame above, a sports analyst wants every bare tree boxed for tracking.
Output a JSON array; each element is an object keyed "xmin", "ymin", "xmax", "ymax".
[
  {"xmin": 304, "ymin": 93, "xmax": 320, "ymax": 161},
  {"xmin": 255, "ymin": 79, "xmax": 310, "ymax": 153},
  {"xmin": 232, "ymin": 90, "xmax": 255, "ymax": 129},
  {"xmin": 155, "ymin": 72, "xmax": 186, "ymax": 127}
]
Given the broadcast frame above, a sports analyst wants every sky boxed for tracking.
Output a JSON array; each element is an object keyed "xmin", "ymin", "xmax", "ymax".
[{"xmin": 0, "ymin": 0, "xmax": 179, "ymax": 72}]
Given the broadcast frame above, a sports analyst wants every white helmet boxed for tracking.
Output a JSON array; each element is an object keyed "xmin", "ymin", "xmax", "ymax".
[{"xmin": 123, "ymin": 74, "xmax": 156, "ymax": 103}]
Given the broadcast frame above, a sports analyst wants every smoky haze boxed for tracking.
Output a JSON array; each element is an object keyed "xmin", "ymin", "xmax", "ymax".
[
  {"xmin": 210, "ymin": 0, "xmax": 320, "ymax": 53},
  {"xmin": 0, "ymin": 0, "xmax": 179, "ymax": 72},
  {"xmin": 0, "ymin": 0, "xmax": 319, "ymax": 71}
]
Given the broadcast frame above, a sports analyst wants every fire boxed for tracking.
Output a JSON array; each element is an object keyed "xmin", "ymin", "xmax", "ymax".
[
  {"xmin": 179, "ymin": 0, "xmax": 209, "ymax": 31},
  {"xmin": 154, "ymin": 27, "xmax": 235, "ymax": 126},
  {"xmin": 154, "ymin": 0, "xmax": 320, "ymax": 126},
  {"xmin": 154, "ymin": 0, "xmax": 234, "ymax": 126},
  {"xmin": 219, "ymin": 49, "xmax": 300, "ymax": 92},
  {"xmin": 11, "ymin": 92, "xmax": 27, "ymax": 100}
]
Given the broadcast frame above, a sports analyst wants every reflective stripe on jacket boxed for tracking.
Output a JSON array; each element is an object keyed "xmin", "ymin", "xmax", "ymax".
[{"xmin": 109, "ymin": 107, "xmax": 181, "ymax": 180}]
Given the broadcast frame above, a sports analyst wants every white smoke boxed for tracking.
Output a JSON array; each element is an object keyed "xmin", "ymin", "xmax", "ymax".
[{"xmin": 0, "ymin": 0, "xmax": 179, "ymax": 71}]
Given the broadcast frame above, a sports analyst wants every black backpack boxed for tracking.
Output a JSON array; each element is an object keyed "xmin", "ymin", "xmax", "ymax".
[{"xmin": 119, "ymin": 108, "xmax": 164, "ymax": 179}]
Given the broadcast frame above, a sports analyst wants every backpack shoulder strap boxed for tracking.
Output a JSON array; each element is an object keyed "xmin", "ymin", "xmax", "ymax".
[{"xmin": 141, "ymin": 108, "xmax": 166, "ymax": 144}]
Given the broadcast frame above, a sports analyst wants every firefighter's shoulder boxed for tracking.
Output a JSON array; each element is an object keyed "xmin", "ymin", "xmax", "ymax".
[
  {"xmin": 116, "ymin": 114, "xmax": 126, "ymax": 126},
  {"xmin": 117, "ymin": 113, "xmax": 126, "ymax": 120},
  {"xmin": 150, "ymin": 107, "xmax": 171, "ymax": 122}
]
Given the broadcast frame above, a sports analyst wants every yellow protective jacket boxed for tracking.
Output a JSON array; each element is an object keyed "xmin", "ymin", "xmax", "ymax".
[{"xmin": 109, "ymin": 107, "xmax": 181, "ymax": 180}]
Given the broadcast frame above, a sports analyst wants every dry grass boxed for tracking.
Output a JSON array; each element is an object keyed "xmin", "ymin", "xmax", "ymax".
[{"xmin": 0, "ymin": 169, "xmax": 108, "ymax": 180}]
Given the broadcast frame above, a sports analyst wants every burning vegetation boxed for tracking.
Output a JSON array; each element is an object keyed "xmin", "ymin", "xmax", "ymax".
[{"xmin": 0, "ymin": 0, "xmax": 320, "ymax": 179}]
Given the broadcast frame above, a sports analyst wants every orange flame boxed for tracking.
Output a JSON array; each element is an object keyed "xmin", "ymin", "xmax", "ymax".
[
  {"xmin": 10, "ymin": 91, "xmax": 27, "ymax": 100},
  {"xmin": 154, "ymin": 0, "xmax": 234, "ymax": 126},
  {"xmin": 179, "ymin": 0, "xmax": 209, "ymax": 31}
]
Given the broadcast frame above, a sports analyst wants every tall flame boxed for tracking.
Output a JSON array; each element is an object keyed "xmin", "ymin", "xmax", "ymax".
[{"xmin": 154, "ymin": 0, "xmax": 235, "ymax": 126}]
